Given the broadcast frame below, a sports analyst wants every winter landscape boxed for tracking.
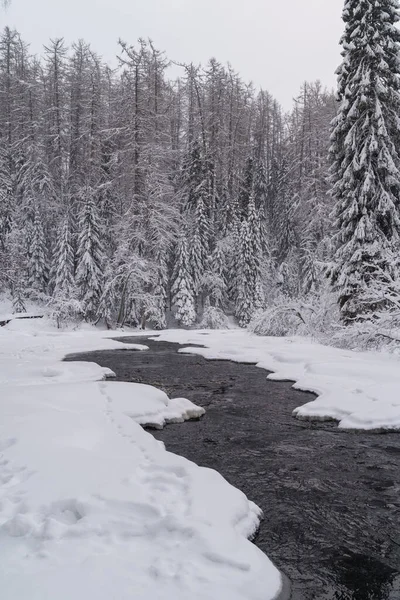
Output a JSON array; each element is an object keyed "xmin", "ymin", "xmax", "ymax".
[{"xmin": 1, "ymin": 0, "xmax": 400, "ymax": 598}]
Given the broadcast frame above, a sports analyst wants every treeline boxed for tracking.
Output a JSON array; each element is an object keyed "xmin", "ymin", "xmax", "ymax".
[{"xmin": 0, "ymin": 28, "xmax": 336, "ymax": 328}]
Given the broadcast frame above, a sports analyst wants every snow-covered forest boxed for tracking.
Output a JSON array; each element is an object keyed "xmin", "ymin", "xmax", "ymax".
[
  {"xmin": 2, "ymin": 0, "xmax": 400, "ymax": 348},
  {"xmin": 0, "ymin": 27, "xmax": 338, "ymax": 330}
]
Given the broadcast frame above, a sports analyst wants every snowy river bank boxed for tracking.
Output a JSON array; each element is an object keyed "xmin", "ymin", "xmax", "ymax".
[
  {"xmin": 68, "ymin": 335, "xmax": 400, "ymax": 600},
  {"xmin": 0, "ymin": 319, "xmax": 284, "ymax": 600}
]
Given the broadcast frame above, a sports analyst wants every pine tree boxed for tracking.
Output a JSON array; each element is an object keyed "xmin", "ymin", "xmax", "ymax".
[
  {"xmin": 76, "ymin": 188, "xmax": 104, "ymax": 321},
  {"xmin": 28, "ymin": 207, "xmax": 48, "ymax": 293},
  {"xmin": 171, "ymin": 233, "xmax": 196, "ymax": 326},
  {"xmin": 330, "ymin": 0, "xmax": 400, "ymax": 321}
]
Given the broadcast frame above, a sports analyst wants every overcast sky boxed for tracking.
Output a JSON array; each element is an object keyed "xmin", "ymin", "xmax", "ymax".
[{"xmin": 2, "ymin": 0, "xmax": 344, "ymax": 109}]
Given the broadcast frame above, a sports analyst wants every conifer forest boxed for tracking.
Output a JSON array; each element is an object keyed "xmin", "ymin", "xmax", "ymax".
[{"xmin": 1, "ymin": 0, "xmax": 400, "ymax": 346}]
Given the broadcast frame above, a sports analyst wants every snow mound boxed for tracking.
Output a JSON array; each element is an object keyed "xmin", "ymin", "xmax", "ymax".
[
  {"xmin": 100, "ymin": 381, "xmax": 205, "ymax": 429},
  {"xmin": 150, "ymin": 329, "xmax": 400, "ymax": 433}
]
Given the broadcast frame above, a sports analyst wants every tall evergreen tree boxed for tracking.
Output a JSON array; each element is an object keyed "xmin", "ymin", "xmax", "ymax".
[
  {"xmin": 52, "ymin": 214, "xmax": 75, "ymax": 297},
  {"xmin": 190, "ymin": 186, "xmax": 210, "ymax": 292},
  {"xmin": 28, "ymin": 207, "xmax": 48, "ymax": 293},
  {"xmin": 235, "ymin": 196, "xmax": 264, "ymax": 326},
  {"xmin": 0, "ymin": 149, "xmax": 13, "ymax": 250},
  {"xmin": 76, "ymin": 188, "xmax": 104, "ymax": 320},
  {"xmin": 150, "ymin": 250, "xmax": 169, "ymax": 329},
  {"xmin": 171, "ymin": 233, "xmax": 196, "ymax": 326},
  {"xmin": 239, "ymin": 156, "xmax": 254, "ymax": 220},
  {"xmin": 330, "ymin": 0, "xmax": 400, "ymax": 321}
]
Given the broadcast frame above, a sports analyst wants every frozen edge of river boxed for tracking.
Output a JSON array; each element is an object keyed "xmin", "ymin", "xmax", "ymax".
[{"xmin": 145, "ymin": 329, "xmax": 400, "ymax": 433}]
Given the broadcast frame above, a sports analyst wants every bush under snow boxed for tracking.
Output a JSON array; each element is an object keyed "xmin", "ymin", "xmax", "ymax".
[{"xmin": 199, "ymin": 306, "xmax": 229, "ymax": 329}]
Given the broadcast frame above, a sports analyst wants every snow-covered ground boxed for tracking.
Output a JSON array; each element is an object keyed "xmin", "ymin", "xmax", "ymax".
[
  {"xmin": 4, "ymin": 308, "xmax": 398, "ymax": 600},
  {"xmin": 0, "ymin": 316, "xmax": 283, "ymax": 600},
  {"xmin": 151, "ymin": 329, "xmax": 400, "ymax": 432}
]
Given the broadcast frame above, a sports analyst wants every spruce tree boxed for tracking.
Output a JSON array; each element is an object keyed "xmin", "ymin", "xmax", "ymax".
[
  {"xmin": 236, "ymin": 220, "xmax": 254, "ymax": 326},
  {"xmin": 28, "ymin": 207, "xmax": 48, "ymax": 293},
  {"xmin": 330, "ymin": 0, "xmax": 400, "ymax": 321},
  {"xmin": 184, "ymin": 141, "xmax": 205, "ymax": 210},
  {"xmin": 0, "ymin": 150, "xmax": 13, "ymax": 250},
  {"xmin": 201, "ymin": 241, "xmax": 228, "ymax": 312},
  {"xmin": 151, "ymin": 251, "xmax": 169, "ymax": 329},
  {"xmin": 253, "ymin": 156, "xmax": 268, "ymax": 213},
  {"xmin": 171, "ymin": 233, "xmax": 196, "ymax": 327},
  {"xmin": 190, "ymin": 186, "xmax": 209, "ymax": 292},
  {"xmin": 239, "ymin": 157, "xmax": 254, "ymax": 220},
  {"xmin": 76, "ymin": 189, "xmax": 104, "ymax": 321},
  {"xmin": 52, "ymin": 214, "xmax": 75, "ymax": 297},
  {"xmin": 235, "ymin": 196, "xmax": 264, "ymax": 326}
]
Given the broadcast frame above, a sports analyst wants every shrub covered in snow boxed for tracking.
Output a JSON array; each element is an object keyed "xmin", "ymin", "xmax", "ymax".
[
  {"xmin": 46, "ymin": 295, "xmax": 83, "ymax": 329},
  {"xmin": 249, "ymin": 289, "xmax": 340, "ymax": 338},
  {"xmin": 249, "ymin": 305, "xmax": 302, "ymax": 337},
  {"xmin": 199, "ymin": 305, "xmax": 229, "ymax": 330}
]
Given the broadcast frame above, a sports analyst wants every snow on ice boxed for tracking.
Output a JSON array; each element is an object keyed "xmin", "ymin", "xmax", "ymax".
[
  {"xmin": 0, "ymin": 316, "xmax": 283, "ymax": 600},
  {"xmin": 152, "ymin": 329, "xmax": 400, "ymax": 432}
]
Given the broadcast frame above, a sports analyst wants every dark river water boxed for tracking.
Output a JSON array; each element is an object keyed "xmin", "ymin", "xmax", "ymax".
[{"xmin": 65, "ymin": 336, "xmax": 400, "ymax": 600}]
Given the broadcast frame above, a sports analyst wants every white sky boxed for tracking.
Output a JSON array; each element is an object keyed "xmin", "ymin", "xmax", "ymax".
[{"xmin": 2, "ymin": 0, "xmax": 344, "ymax": 109}]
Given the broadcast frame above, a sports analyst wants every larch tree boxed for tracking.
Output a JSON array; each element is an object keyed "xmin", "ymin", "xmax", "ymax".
[{"xmin": 330, "ymin": 0, "xmax": 400, "ymax": 322}]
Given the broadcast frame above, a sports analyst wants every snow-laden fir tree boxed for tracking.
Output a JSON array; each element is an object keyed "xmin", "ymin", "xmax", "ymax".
[
  {"xmin": 235, "ymin": 196, "xmax": 264, "ymax": 326},
  {"xmin": 183, "ymin": 141, "xmax": 205, "ymax": 210},
  {"xmin": 0, "ymin": 150, "xmax": 13, "ymax": 250},
  {"xmin": 226, "ymin": 214, "xmax": 241, "ymax": 304},
  {"xmin": 190, "ymin": 185, "xmax": 210, "ymax": 293},
  {"xmin": 28, "ymin": 207, "xmax": 48, "ymax": 293},
  {"xmin": 253, "ymin": 158, "xmax": 268, "ymax": 208},
  {"xmin": 236, "ymin": 220, "xmax": 255, "ymax": 326},
  {"xmin": 151, "ymin": 251, "xmax": 169, "ymax": 329},
  {"xmin": 239, "ymin": 157, "xmax": 254, "ymax": 219},
  {"xmin": 171, "ymin": 233, "xmax": 196, "ymax": 326},
  {"xmin": 203, "ymin": 242, "xmax": 227, "ymax": 307},
  {"xmin": 330, "ymin": 0, "xmax": 400, "ymax": 321},
  {"xmin": 253, "ymin": 155, "xmax": 270, "ymax": 252},
  {"xmin": 247, "ymin": 194, "xmax": 264, "ymax": 309},
  {"xmin": 97, "ymin": 273, "xmax": 118, "ymax": 329},
  {"xmin": 52, "ymin": 214, "xmax": 75, "ymax": 297},
  {"xmin": 76, "ymin": 188, "xmax": 104, "ymax": 321}
]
